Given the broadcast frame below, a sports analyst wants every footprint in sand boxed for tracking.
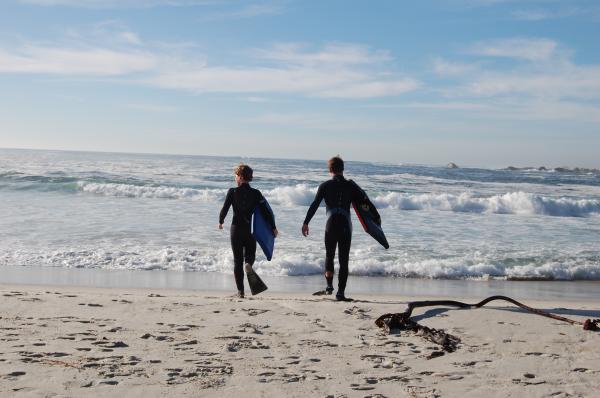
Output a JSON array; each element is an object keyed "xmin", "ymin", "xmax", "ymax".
[
  {"xmin": 452, "ymin": 359, "xmax": 492, "ymax": 368},
  {"xmin": 360, "ymin": 354, "xmax": 409, "ymax": 371},
  {"xmin": 343, "ymin": 306, "xmax": 372, "ymax": 320},
  {"xmin": 311, "ymin": 318, "xmax": 327, "ymax": 329},
  {"xmin": 92, "ymin": 340, "xmax": 129, "ymax": 348},
  {"xmin": 237, "ymin": 323, "xmax": 266, "ymax": 334},
  {"xmin": 241, "ymin": 308, "xmax": 270, "ymax": 316},
  {"xmin": 572, "ymin": 367, "xmax": 589, "ymax": 373},
  {"xmin": 298, "ymin": 339, "xmax": 338, "ymax": 348},
  {"xmin": 3, "ymin": 371, "xmax": 26, "ymax": 379},
  {"xmin": 350, "ymin": 383, "xmax": 375, "ymax": 391},
  {"xmin": 165, "ymin": 360, "xmax": 233, "ymax": 387},
  {"xmin": 219, "ymin": 335, "xmax": 269, "ymax": 352}
]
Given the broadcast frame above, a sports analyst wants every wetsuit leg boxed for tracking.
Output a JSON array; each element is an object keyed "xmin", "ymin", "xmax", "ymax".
[
  {"xmin": 324, "ymin": 230, "xmax": 337, "ymax": 277},
  {"xmin": 337, "ymin": 230, "xmax": 351, "ymax": 293},
  {"xmin": 243, "ymin": 230, "xmax": 256, "ymax": 266},
  {"xmin": 230, "ymin": 226, "xmax": 245, "ymax": 292},
  {"xmin": 326, "ymin": 215, "xmax": 352, "ymax": 294}
]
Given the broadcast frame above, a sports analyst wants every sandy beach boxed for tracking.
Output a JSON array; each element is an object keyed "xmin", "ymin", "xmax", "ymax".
[{"xmin": 1, "ymin": 284, "xmax": 599, "ymax": 397}]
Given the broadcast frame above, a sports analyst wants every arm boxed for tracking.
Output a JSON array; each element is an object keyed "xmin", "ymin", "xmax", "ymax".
[
  {"xmin": 303, "ymin": 184, "xmax": 324, "ymax": 226},
  {"xmin": 219, "ymin": 188, "xmax": 234, "ymax": 226}
]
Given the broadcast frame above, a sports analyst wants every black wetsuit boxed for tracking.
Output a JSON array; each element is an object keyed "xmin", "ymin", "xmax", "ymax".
[
  {"xmin": 303, "ymin": 175, "xmax": 379, "ymax": 294},
  {"xmin": 219, "ymin": 183, "xmax": 276, "ymax": 293}
]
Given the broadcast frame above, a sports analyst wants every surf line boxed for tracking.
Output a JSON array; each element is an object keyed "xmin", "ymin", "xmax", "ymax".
[{"xmin": 375, "ymin": 295, "xmax": 599, "ymax": 356}]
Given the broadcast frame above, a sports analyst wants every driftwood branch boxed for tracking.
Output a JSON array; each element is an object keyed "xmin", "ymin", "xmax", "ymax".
[{"xmin": 375, "ymin": 295, "xmax": 599, "ymax": 354}]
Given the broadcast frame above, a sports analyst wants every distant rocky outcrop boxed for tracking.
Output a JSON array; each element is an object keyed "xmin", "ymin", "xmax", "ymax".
[{"xmin": 446, "ymin": 162, "xmax": 459, "ymax": 169}]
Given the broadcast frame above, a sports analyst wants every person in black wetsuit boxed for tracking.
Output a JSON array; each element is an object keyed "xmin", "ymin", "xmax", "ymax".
[
  {"xmin": 302, "ymin": 156, "xmax": 380, "ymax": 301},
  {"xmin": 219, "ymin": 164, "xmax": 278, "ymax": 298}
]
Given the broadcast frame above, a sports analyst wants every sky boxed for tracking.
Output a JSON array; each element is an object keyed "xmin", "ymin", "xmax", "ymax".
[{"xmin": 0, "ymin": 0, "xmax": 599, "ymax": 168}]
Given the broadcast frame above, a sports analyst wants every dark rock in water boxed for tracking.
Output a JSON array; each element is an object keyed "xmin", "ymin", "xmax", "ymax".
[
  {"xmin": 538, "ymin": 166, "xmax": 547, "ymax": 171},
  {"xmin": 506, "ymin": 166, "xmax": 519, "ymax": 171},
  {"xmin": 446, "ymin": 162, "xmax": 459, "ymax": 169}
]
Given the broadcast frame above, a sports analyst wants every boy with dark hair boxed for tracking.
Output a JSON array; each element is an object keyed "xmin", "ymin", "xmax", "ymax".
[
  {"xmin": 219, "ymin": 164, "xmax": 278, "ymax": 298},
  {"xmin": 302, "ymin": 156, "xmax": 380, "ymax": 301}
]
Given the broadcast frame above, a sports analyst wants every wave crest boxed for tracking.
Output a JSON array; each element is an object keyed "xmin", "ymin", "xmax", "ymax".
[
  {"xmin": 78, "ymin": 182, "xmax": 225, "ymax": 201},
  {"xmin": 372, "ymin": 191, "xmax": 600, "ymax": 217}
]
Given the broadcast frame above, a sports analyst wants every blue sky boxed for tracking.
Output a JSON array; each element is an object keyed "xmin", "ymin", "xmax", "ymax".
[{"xmin": 0, "ymin": 0, "xmax": 599, "ymax": 167}]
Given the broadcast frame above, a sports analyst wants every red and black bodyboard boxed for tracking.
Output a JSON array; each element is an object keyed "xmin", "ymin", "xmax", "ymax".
[{"xmin": 349, "ymin": 181, "xmax": 389, "ymax": 249}]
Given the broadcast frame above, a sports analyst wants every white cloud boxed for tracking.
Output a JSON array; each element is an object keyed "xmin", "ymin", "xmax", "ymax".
[
  {"xmin": 441, "ymin": 37, "xmax": 600, "ymax": 101},
  {"xmin": 238, "ymin": 96, "xmax": 270, "ymax": 102},
  {"xmin": 62, "ymin": 20, "xmax": 144, "ymax": 47},
  {"xmin": 433, "ymin": 58, "xmax": 481, "ymax": 76},
  {"xmin": 19, "ymin": 0, "xmax": 218, "ymax": 8},
  {"xmin": 469, "ymin": 38, "xmax": 558, "ymax": 61},
  {"xmin": 465, "ymin": 65, "xmax": 600, "ymax": 98},
  {"xmin": 512, "ymin": 6, "xmax": 598, "ymax": 21},
  {"xmin": 146, "ymin": 42, "xmax": 418, "ymax": 98},
  {"xmin": 251, "ymin": 43, "xmax": 392, "ymax": 66},
  {"xmin": 250, "ymin": 112, "xmax": 403, "ymax": 132},
  {"xmin": 117, "ymin": 31, "xmax": 142, "ymax": 45},
  {"xmin": 511, "ymin": 9, "xmax": 559, "ymax": 21},
  {"xmin": 368, "ymin": 102, "xmax": 490, "ymax": 111},
  {"xmin": 125, "ymin": 103, "xmax": 178, "ymax": 112},
  {"xmin": 0, "ymin": 36, "xmax": 418, "ymax": 99},
  {"xmin": 148, "ymin": 66, "xmax": 364, "ymax": 96},
  {"xmin": 0, "ymin": 45, "xmax": 156, "ymax": 75},
  {"xmin": 317, "ymin": 79, "xmax": 420, "ymax": 99},
  {"xmin": 509, "ymin": 100, "xmax": 600, "ymax": 122},
  {"xmin": 201, "ymin": 3, "xmax": 284, "ymax": 20},
  {"xmin": 368, "ymin": 98, "xmax": 600, "ymax": 124},
  {"xmin": 419, "ymin": 36, "xmax": 600, "ymax": 125}
]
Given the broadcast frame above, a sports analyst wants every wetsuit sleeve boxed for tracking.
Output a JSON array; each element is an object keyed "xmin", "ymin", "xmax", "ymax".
[
  {"xmin": 257, "ymin": 191, "xmax": 276, "ymax": 230},
  {"xmin": 219, "ymin": 188, "xmax": 234, "ymax": 224},
  {"xmin": 303, "ymin": 184, "xmax": 324, "ymax": 225}
]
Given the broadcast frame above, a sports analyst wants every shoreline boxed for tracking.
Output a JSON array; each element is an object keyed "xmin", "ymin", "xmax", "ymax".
[
  {"xmin": 1, "ymin": 265, "xmax": 600, "ymax": 303},
  {"xmin": 1, "ymin": 283, "xmax": 599, "ymax": 397}
]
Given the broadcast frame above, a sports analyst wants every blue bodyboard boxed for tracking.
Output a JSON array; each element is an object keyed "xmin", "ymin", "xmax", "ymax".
[{"xmin": 252, "ymin": 200, "xmax": 275, "ymax": 261}]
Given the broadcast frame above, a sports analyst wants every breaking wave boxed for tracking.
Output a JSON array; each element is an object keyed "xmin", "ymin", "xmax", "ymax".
[
  {"xmin": 372, "ymin": 191, "xmax": 600, "ymax": 217},
  {"xmin": 78, "ymin": 182, "xmax": 226, "ymax": 201},
  {"xmin": 61, "ymin": 182, "xmax": 600, "ymax": 218},
  {"xmin": 2, "ymin": 172, "xmax": 599, "ymax": 217}
]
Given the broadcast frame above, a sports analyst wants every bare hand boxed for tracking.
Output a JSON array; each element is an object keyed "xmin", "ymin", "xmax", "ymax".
[
  {"xmin": 218, "ymin": 224, "xmax": 224, "ymax": 230},
  {"xmin": 273, "ymin": 228, "xmax": 279, "ymax": 238},
  {"xmin": 302, "ymin": 224, "xmax": 309, "ymax": 237}
]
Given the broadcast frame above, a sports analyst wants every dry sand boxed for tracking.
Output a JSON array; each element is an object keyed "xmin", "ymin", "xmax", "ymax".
[{"xmin": 1, "ymin": 284, "xmax": 599, "ymax": 397}]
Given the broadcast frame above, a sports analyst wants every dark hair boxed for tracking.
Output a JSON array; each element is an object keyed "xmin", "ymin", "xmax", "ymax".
[
  {"xmin": 328, "ymin": 156, "xmax": 344, "ymax": 174},
  {"xmin": 234, "ymin": 164, "xmax": 253, "ymax": 181}
]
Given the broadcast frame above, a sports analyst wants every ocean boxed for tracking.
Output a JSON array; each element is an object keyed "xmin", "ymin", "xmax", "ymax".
[{"xmin": 1, "ymin": 148, "xmax": 599, "ymax": 282}]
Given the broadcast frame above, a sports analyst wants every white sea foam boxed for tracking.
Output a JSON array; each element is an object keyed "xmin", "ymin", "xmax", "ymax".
[
  {"xmin": 372, "ymin": 191, "xmax": 600, "ymax": 217},
  {"xmin": 74, "ymin": 181, "xmax": 600, "ymax": 218},
  {"xmin": 2, "ymin": 149, "xmax": 600, "ymax": 282},
  {"xmin": 3, "ymin": 246, "xmax": 599, "ymax": 281},
  {"xmin": 263, "ymin": 184, "xmax": 317, "ymax": 206},
  {"xmin": 78, "ymin": 182, "xmax": 226, "ymax": 201}
]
